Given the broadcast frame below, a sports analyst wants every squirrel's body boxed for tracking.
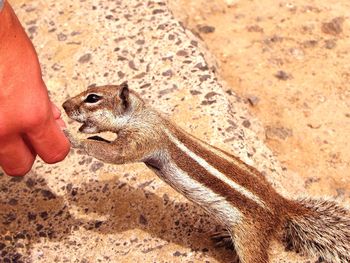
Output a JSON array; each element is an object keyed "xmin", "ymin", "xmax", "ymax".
[{"xmin": 63, "ymin": 83, "xmax": 350, "ymax": 263}]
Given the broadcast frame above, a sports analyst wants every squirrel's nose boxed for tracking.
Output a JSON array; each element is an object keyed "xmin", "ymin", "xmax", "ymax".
[{"xmin": 62, "ymin": 100, "xmax": 72, "ymax": 113}]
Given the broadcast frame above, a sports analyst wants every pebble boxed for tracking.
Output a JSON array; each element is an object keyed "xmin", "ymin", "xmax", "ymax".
[
  {"xmin": 78, "ymin": 53, "xmax": 92, "ymax": 63},
  {"xmin": 247, "ymin": 25, "xmax": 264, "ymax": 33},
  {"xmin": 89, "ymin": 161, "xmax": 104, "ymax": 172},
  {"xmin": 302, "ymin": 40, "xmax": 318, "ymax": 48},
  {"xmin": 307, "ymin": 123, "xmax": 322, "ymax": 129},
  {"xmin": 274, "ymin": 70, "xmax": 291, "ymax": 80},
  {"xmin": 324, "ymin": 39, "xmax": 337, "ymax": 49},
  {"xmin": 224, "ymin": 0, "xmax": 238, "ymax": 7},
  {"xmin": 321, "ymin": 17, "xmax": 344, "ymax": 36},
  {"xmin": 242, "ymin": 120, "xmax": 251, "ymax": 128},
  {"xmin": 290, "ymin": 48, "xmax": 305, "ymax": 60},
  {"xmin": 139, "ymin": 215, "xmax": 148, "ymax": 225},
  {"xmin": 197, "ymin": 25, "xmax": 215, "ymax": 34},
  {"xmin": 266, "ymin": 126, "xmax": 293, "ymax": 140},
  {"xmin": 57, "ymin": 33, "xmax": 67, "ymax": 41},
  {"xmin": 247, "ymin": 95, "xmax": 260, "ymax": 106}
]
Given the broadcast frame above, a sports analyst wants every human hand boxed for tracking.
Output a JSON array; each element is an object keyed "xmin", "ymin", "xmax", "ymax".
[{"xmin": 0, "ymin": 1, "xmax": 70, "ymax": 176}]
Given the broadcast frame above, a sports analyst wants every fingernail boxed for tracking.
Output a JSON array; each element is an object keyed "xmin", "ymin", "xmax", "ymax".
[{"xmin": 57, "ymin": 119, "xmax": 67, "ymax": 128}]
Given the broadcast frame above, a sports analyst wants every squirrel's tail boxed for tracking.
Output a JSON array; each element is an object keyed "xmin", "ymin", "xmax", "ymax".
[{"xmin": 283, "ymin": 198, "xmax": 350, "ymax": 263}]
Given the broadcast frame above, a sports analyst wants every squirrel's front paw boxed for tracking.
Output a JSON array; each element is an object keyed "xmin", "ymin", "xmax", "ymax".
[{"xmin": 63, "ymin": 129, "xmax": 84, "ymax": 149}]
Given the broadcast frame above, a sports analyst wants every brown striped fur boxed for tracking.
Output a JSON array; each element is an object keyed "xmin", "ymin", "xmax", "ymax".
[{"xmin": 63, "ymin": 83, "xmax": 350, "ymax": 263}]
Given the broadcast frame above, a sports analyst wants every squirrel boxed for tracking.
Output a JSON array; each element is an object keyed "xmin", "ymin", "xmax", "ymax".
[{"xmin": 62, "ymin": 82, "xmax": 350, "ymax": 263}]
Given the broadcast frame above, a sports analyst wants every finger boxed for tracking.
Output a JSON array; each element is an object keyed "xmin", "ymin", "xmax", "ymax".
[
  {"xmin": 51, "ymin": 102, "xmax": 61, "ymax": 119},
  {"xmin": 0, "ymin": 136, "xmax": 36, "ymax": 176},
  {"xmin": 55, "ymin": 118, "xmax": 67, "ymax": 128},
  {"xmin": 27, "ymin": 117, "xmax": 70, "ymax": 164},
  {"xmin": 51, "ymin": 102, "xmax": 66, "ymax": 127}
]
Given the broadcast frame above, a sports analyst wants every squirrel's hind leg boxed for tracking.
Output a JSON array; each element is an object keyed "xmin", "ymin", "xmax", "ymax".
[
  {"xmin": 211, "ymin": 229, "xmax": 239, "ymax": 262},
  {"xmin": 231, "ymin": 224, "xmax": 271, "ymax": 263},
  {"xmin": 211, "ymin": 226, "xmax": 270, "ymax": 263}
]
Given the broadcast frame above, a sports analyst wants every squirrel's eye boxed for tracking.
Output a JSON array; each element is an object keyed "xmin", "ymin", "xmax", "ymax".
[{"xmin": 84, "ymin": 94, "xmax": 102, "ymax": 103}]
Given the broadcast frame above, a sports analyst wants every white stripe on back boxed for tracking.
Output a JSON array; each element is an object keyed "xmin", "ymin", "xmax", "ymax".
[
  {"xmin": 164, "ymin": 129, "xmax": 267, "ymax": 209},
  {"xmin": 148, "ymin": 150, "xmax": 243, "ymax": 227},
  {"xmin": 186, "ymin": 133, "xmax": 261, "ymax": 179}
]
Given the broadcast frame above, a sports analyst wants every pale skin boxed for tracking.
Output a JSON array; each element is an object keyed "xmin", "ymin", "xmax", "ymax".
[{"xmin": 0, "ymin": 1, "xmax": 70, "ymax": 176}]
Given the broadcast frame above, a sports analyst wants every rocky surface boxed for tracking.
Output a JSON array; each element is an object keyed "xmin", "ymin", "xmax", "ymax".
[
  {"xmin": 169, "ymin": 0, "xmax": 350, "ymax": 201},
  {"xmin": 0, "ymin": 0, "xmax": 336, "ymax": 262}
]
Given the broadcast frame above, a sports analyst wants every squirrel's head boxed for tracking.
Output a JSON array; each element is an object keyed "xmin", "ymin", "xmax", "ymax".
[{"xmin": 62, "ymin": 82, "xmax": 145, "ymax": 133}]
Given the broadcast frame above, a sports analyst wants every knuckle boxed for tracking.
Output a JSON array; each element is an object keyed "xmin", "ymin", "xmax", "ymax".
[
  {"xmin": 24, "ymin": 107, "xmax": 51, "ymax": 129},
  {"xmin": 26, "ymin": 115, "xmax": 46, "ymax": 129}
]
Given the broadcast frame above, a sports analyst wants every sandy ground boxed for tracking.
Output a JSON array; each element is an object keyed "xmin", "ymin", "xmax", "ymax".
[{"xmin": 169, "ymin": 0, "xmax": 350, "ymax": 201}]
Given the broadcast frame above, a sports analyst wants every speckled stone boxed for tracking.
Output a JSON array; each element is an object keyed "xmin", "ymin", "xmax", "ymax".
[{"xmin": 0, "ymin": 0, "xmax": 315, "ymax": 262}]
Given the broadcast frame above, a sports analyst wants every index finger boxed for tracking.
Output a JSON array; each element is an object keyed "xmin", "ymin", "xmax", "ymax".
[
  {"xmin": 26, "ymin": 117, "xmax": 70, "ymax": 164},
  {"xmin": 51, "ymin": 102, "xmax": 62, "ymax": 119}
]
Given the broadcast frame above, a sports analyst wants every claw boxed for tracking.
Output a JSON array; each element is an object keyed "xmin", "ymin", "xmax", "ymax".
[
  {"xmin": 211, "ymin": 231, "xmax": 239, "ymax": 262},
  {"xmin": 211, "ymin": 230, "xmax": 234, "ymax": 250},
  {"xmin": 63, "ymin": 129, "xmax": 83, "ymax": 149}
]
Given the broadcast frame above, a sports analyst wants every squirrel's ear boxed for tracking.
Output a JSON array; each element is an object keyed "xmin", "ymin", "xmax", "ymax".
[{"xmin": 119, "ymin": 81, "xmax": 130, "ymax": 110}]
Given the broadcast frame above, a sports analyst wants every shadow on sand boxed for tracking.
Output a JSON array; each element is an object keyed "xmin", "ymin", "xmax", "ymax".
[{"xmin": 0, "ymin": 169, "xmax": 236, "ymax": 262}]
